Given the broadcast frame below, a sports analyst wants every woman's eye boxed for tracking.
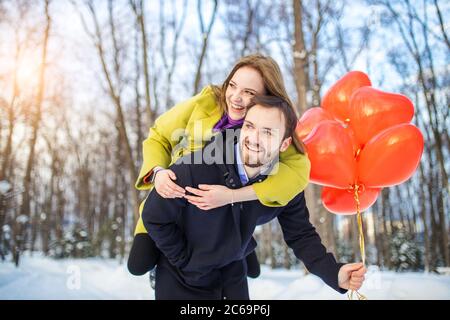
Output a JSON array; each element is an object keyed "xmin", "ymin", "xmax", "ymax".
[
  {"xmin": 245, "ymin": 91, "xmax": 254, "ymax": 96},
  {"xmin": 229, "ymin": 83, "xmax": 235, "ymax": 88}
]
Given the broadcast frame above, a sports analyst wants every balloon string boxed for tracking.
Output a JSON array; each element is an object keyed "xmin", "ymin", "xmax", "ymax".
[{"xmin": 347, "ymin": 184, "xmax": 368, "ymax": 301}]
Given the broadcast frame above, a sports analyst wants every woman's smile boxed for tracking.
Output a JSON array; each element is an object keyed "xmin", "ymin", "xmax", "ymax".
[{"xmin": 231, "ymin": 102, "xmax": 245, "ymax": 112}]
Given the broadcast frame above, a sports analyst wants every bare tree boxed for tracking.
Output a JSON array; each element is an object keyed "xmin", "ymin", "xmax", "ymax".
[
  {"xmin": 75, "ymin": 0, "xmax": 140, "ymax": 223},
  {"xmin": 372, "ymin": 0, "xmax": 449, "ymax": 267},
  {"xmin": 14, "ymin": 0, "xmax": 51, "ymax": 266},
  {"xmin": 193, "ymin": 0, "xmax": 219, "ymax": 94},
  {"xmin": 158, "ymin": 0, "xmax": 188, "ymax": 109},
  {"xmin": 292, "ymin": 0, "xmax": 352, "ymax": 257},
  {"xmin": 129, "ymin": 0, "xmax": 154, "ymax": 122}
]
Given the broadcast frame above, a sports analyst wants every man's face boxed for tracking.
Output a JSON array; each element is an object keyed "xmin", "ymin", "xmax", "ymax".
[{"xmin": 239, "ymin": 104, "xmax": 292, "ymax": 168}]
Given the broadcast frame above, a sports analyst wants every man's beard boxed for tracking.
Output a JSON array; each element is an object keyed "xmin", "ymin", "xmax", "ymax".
[
  {"xmin": 242, "ymin": 145, "xmax": 273, "ymax": 168},
  {"xmin": 243, "ymin": 155, "xmax": 264, "ymax": 167}
]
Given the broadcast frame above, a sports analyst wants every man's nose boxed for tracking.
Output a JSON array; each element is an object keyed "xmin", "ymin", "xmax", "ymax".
[{"xmin": 247, "ymin": 130, "xmax": 260, "ymax": 144}]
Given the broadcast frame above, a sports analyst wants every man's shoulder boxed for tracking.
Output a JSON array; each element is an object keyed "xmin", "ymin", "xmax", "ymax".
[
  {"xmin": 169, "ymin": 151, "xmax": 220, "ymax": 183},
  {"xmin": 166, "ymin": 157, "xmax": 194, "ymax": 188},
  {"xmin": 284, "ymin": 191, "xmax": 306, "ymax": 208}
]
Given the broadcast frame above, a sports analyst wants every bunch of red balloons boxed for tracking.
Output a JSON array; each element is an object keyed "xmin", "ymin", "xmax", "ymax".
[{"xmin": 296, "ymin": 71, "xmax": 424, "ymax": 215}]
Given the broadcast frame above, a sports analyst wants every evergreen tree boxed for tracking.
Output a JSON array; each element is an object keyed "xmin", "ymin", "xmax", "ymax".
[{"xmin": 389, "ymin": 224, "xmax": 423, "ymax": 271}]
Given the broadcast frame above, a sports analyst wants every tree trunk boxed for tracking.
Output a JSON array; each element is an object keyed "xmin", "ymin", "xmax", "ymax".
[
  {"xmin": 16, "ymin": 0, "xmax": 51, "ymax": 264},
  {"xmin": 193, "ymin": 0, "xmax": 218, "ymax": 94}
]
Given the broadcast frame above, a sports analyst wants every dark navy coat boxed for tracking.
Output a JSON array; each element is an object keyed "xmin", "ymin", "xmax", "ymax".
[{"xmin": 142, "ymin": 128, "xmax": 346, "ymax": 294}]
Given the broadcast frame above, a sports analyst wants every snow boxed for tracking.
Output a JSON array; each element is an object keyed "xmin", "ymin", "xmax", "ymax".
[
  {"xmin": 0, "ymin": 255, "xmax": 449, "ymax": 300},
  {"xmin": 0, "ymin": 255, "xmax": 153, "ymax": 300},
  {"xmin": 0, "ymin": 180, "xmax": 11, "ymax": 195}
]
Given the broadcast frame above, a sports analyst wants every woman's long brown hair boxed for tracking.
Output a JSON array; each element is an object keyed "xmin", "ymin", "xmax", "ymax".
[{"xmin": 211, "ymin": 54, "xmax": 305, "ymax": 154}]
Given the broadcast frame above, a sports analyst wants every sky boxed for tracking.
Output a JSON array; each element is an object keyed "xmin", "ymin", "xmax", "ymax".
[{"xmin": 3, "ymin": 0, "xmax": 447, "ymax": 116}]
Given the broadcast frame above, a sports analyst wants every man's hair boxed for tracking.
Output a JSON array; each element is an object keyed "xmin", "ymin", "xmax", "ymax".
[{"xmin": 247, "ymin": 95, "xmax": 305, "ymax": 154}]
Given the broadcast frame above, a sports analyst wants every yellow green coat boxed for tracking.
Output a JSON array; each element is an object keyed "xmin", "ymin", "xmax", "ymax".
[{"xmin": 134, "ymin": 86, "xmax": 311, "ymax": 235}]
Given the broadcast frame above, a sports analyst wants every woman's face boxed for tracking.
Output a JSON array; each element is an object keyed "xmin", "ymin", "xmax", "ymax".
[{"xmin": 225, "ymin": 66, "xmax": 266, "ymax": 120}]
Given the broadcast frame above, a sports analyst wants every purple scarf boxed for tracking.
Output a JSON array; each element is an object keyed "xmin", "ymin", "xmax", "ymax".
[{"xmin": 212, "ymin": 113, "xmax": 244, "ymax": 132}]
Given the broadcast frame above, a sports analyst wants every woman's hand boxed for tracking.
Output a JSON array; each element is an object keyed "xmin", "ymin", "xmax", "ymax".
[
  {"xmin": 185, "ymin": 184, "xmax": 233, "ymax": 210},
  {"xmin": 154, "ymin": 169, "xmax": 186, "ymax": 198}
]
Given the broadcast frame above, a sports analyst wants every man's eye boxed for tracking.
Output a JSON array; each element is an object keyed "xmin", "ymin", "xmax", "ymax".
[
  {"xmin": 245, "ymin": 124, "xmax": 253, "ymax": 129},
  {"xmin": 264, "ymin": 130, "xmax": 272, "ymax": 136}
]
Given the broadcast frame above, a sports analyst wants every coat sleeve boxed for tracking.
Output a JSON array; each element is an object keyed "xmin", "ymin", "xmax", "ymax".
[
  {"xmin": 252, "ymin": 144, "xmax": 311, "ymax": 207},
  {"xmin": 277, "ymin": 192, "xmax": 347, "ymax": 294},
  {"xmin": 135, "ymin": 86, "xmax": 216, "ymax": 190},
  {"xmin": 141, "ymin": 163, "xmax": 191, "ymax": 269}
]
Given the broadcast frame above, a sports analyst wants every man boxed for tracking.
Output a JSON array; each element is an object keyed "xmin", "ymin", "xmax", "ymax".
[{"xmin": 142, "ymin": 95, "xmax": 366, "ymax": 300}]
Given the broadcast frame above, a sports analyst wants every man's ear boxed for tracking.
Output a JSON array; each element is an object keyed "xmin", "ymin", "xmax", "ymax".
[{"xmin": 280, "ymin": 136, "xmax": 292, "ymax": 152}]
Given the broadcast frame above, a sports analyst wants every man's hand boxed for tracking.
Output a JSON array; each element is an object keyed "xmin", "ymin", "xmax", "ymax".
[{"xmin": 338, "ymin": 263, "xmax": 366, "ymax": 291}]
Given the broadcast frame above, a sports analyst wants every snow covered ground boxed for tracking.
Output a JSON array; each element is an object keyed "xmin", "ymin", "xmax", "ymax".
[{"xmin": 0, "ymin": 255, "xmax": 449, "ymax": 300}]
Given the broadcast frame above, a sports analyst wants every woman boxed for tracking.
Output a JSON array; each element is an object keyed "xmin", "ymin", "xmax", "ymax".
[{"xmin": 127, "ymin": 54, "xmax": 311, "ymax": 280}]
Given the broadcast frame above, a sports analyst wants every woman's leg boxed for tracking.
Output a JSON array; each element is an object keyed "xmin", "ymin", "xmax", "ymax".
[
  {"xmin": 127, "ymin": 231, "xmax": 161, "ymax": 275},
  {"xmin": 127, "ymin": 197, "xmax": 161, "ymax": 275},
  {"xmin": 245, "ymin": 250, "xmax": 260, "ymax": 278}
]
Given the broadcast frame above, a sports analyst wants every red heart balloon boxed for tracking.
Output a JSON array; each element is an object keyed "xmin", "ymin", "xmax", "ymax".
[
  {"xmin": 349, "ymin": 87, "xmax": 415, "ymax": 149},
  {"xmin": 322, "ymin": 71, "xmax": 372, "ymax": 122},
  {"xmin": 296, "ymin": 107, "xmax": 335, "ymax": 141},
  {"xmin": 322, "ymin": 186, "xmax": 381, "ymax": 215},
  {"xmin": 304, "ymin": 121, "xmax": 357, "ymax": 188},
  {"xmin": 357, "ymin": 123, "xmax": 424, "ymax": 187},
  {"xmin": 344, "ymin": 125, "xmax": 360, "ymax": 159}
]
